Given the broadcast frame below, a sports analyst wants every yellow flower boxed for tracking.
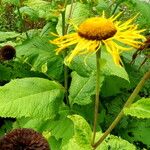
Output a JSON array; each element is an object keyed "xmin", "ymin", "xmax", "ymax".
[{"xmin": 50, "ymin": 13, "xmax": 146, "ymax": 65}]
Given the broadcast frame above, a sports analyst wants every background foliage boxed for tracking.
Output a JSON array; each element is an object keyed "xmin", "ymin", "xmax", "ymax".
[{"xmin": 0, "ymin": 0, "xmax": 150, "ymax": 149}]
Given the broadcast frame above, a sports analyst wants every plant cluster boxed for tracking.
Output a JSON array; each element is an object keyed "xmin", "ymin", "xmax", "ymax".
[{"xmin": 0, "ymin": 0, "xmax": 150, "ymax": 150}]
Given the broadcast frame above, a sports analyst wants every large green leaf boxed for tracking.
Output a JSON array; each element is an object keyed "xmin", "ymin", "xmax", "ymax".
[
  {"xmin": 69, "ymin": 71, "xmax": 104, "ymax": 106},
  {"xmin": 69, "ymin": 51, "xmax": 129, "ymax": 80},
  {"xmin": 124, "ymin": 98, "xmax": 150, "ymax": 119},
  {"xmin": 16, "ymin": 36, "xmax": 63, "ymax": 80},
  {"xmin": 69, "ymin": 51, "xmax": 129, "ymax": 97},
  {"xmin": 0, "ymin": 77, "xmax": 64, "ymax": 119}
]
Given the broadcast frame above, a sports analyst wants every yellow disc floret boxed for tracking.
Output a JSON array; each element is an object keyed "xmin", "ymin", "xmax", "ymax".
[{"xmin": 78, "ymin": 17, "xmax": 117, "ymax": 40}]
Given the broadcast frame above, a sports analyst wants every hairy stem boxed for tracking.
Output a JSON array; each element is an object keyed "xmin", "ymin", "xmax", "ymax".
[
  {"xmin": 93, "ymin": 70, "xmax": 150, "ymax": 149},
  {"xmin": 92, "ymin": 49, "xmax": 101, "ymax": 145}
]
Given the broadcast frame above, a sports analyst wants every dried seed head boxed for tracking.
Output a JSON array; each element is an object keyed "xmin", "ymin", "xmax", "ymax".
[
  {"xmin": 0, "ymin": 128, "xmax": 50, "ymax": 150},
  {"xmin": 0, "ymin": 45, "xmax": 16, "ymax": 61}
]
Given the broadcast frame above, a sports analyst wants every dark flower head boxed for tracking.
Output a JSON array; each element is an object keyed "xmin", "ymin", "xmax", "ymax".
[
  {"xmin": 0, "ymin": 45, "xmax": 16, "ymax": 61},
  {"xmin": 0, "ymin": 128, "xmax": 50, "ymax": 150}
]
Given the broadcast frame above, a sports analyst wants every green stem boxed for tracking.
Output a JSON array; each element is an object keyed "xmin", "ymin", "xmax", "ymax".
[
  {"xmin": 61, "ymin": 0, "xmax": 74, "ymax": 106},
  {"xmin": 61, "ymin": 10, "xmax": 69, "ymax": 105},
  {"xmin": 92, "ymin": 49, "xmax": 101, "ymax": 145},
  {"xmin": 61, "ymin": 10, "xmax": 66, "ymax": 36},
  {"xmin": 92, "ymin": 70, "xmax": 150, "ymax": 149},
  {"xmin": 65, "ymin": 0, "xmax": 74, "ymax": 34},
  {"xmin": 16, "ymin": 6, "xmax": 29, "ymax": 39}
]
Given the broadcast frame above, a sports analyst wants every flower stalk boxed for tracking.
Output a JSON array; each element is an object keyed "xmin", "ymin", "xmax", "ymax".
[
  {"xmin": 92, "ymin": 70, "xmax": 150, "ymax": 149},
  {"xmin": 61, "ymin": 9, "xmax": 69, "ymax": 105},
  {"xmin": 61, "ymin": 0, "xmax": 74, "ymax": 105},
  {"xmin": 92, "ymin": 49, "xmax": 101, "ymax": 145}
]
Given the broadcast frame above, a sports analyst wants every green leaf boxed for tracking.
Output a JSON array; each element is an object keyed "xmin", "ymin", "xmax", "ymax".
[
  {"xmin": 40, "ymin": 22, "xmax": 57, "ymax": 37},
  {"xmin": 0, "ymin": 77, "xmax": 64, "ymax": 119},
  {"xmin": 49, "ymin": 136, "xmax": 61, "ymax": 150},
  {"xmin": 0, "ymin": 63, "xmax": 11, "ymax": 81},
  {"xmin": 0, "ymin": 61, "xmax": 43, "ymax": 81},
  {"xmin": 13, "ymin": 117, "xmax": 48, "ymax": 131},
  {"xmin": 0, "ymin": 31, "xmax": 20, "ymax": 42},
  {"xmin": 69, "ymin": 51, "xmax": 129, "ymax": 81},
  {"xmin": 120, "ymin": 118, "xmax": 150, "ymax": 148},
  {"xmin": 69, "ymin": 55, "xmax": 96, "ymax": 77},
  {"xmin": 95, "ymin": 0, "xmax": 110, "ymax": 13},
  {"xmin": 100, "ymin": 51, "xmax": 129, "ymax": 81},
  {"xmin": 103, "ymin": 95, "xmax": 129, "ymax": 130},
  {"xmin": 69, "ymin": 51, "xmax": 129, "ymax": 97},
  {"xmin": 16, "ymin": 36, "xmax": 63, "ymax": 80},
  {"xmin": 24, "ymin": 0, "xmax": 52, "ymax": 19},
  {"xmin": 14, "ymin": 115, "xmax": 74, "ymax": 141},
  {"xmin": 101, "ymin": 75, "xmax": 129, "ymax": 97},
  {"xmin": 19, "ymin": 6, "xmax": 39, "ymax": 20},
  {"xmin": 131, "ymin": 0, "xmax": 150, "ymax": 28},
  {"xmin": 106, "ymin": 135, "xmax": 136, "ymax": 150},
  {"xmin": 56, "ymin": 2, "xmax": 90, "ymax": 35},
  {"xmin": 47, "ymin": 117, "xmax": 74, "ymax": 141},
  {"xmin": 124, "ymin": 98, "xmax": 150, "ymax": 119},
  {"xmin": 96, "ymin": 133, "xmax": 136, "ymax": 150},
  {"xmin": 69, "ymin": 71, "xmax": 104, "ymax": 106},
  {"xmin": 61, "ymin": 114, "xmax": 92, "ymax": 150},
  {"xmin": 0, "ymin": 120, "xmax": 14, "ymax": 137}
]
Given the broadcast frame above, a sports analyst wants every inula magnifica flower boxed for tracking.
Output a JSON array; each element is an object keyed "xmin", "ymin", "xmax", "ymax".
[{"xmin": 50, "ymin": 13, "xmax": 145, "ymax": 65}]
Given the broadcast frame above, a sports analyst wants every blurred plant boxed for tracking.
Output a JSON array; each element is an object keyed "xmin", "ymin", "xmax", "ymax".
[{"xmin": 131, "ymin": 35, "xmax": 150, "ymax": 69}]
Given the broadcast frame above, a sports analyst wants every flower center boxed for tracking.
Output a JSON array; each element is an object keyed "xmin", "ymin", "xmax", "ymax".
[{"xmin": 78, "ymin": 17, "xmax": 117, "ymax": 40}]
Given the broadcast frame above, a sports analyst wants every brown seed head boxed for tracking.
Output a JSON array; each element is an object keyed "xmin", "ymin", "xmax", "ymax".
[
  {"xmin": 0, "ymin": 45, "xmax": 16, "ymax": 61},
  {"xmin": 0, "ymin": 128, "xmax": 50, "ymax": 150}
]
